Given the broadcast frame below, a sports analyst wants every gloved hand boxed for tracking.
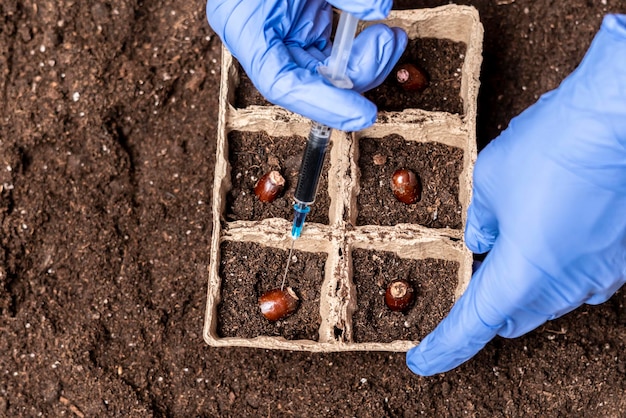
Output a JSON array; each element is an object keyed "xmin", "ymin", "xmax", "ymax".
[
  {"xmin": 407, "ymin": 14, "xmax": 626, "ymax": 376},
  {"xmin": 206, "ymin": 0, "xmax": 407, "ymax": 131}
]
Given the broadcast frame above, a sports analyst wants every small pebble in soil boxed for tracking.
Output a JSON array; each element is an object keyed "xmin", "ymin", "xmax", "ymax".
[{"xmin": 372, "ymin": 154, "xmax": 387, "ymax": 165}]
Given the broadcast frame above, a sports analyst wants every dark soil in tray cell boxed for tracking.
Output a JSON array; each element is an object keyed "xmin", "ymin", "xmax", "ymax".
[
  {"xmin": 365, "ymin": 38, "xmax": 465, "ymax": 114},
  {"xmin": 226, "ymin": 130, "xmax": 331, "ymax": 224},
  {"xmin": 217, "ymin": 241, "xmax": 326, "ymax": 340},
  {"xmin": 351, "ymin": 248, "xmax": 458, "ymax": 343},
  {"xmin": 234, "ymin": 62, "xmax": 272, "ymax": 108},
  {"xmin": 356, "ymin": 134, "xmax": 463, "ymax": 228}
]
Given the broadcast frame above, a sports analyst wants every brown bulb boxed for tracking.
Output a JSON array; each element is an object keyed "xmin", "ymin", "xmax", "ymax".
[
  {"xmin": 396, "ymin": 63, "xmax": 428, "ymax": 92},
  {"xmin": 390, "ymin": 168, "xmax": 420, "ymax": 204},
  {"xmin": 259, "ymin": 287, "xmax": 299, "ymax": 321},
  {"xmin": 254, "ymin": 170, "xmax": 285, "ymax": 203},
  {"xmin": 385, "ymin": 279, "xmax": 415, "ymax": 312}
]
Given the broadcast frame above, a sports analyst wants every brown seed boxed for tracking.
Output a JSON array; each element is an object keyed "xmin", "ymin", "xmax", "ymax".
[
  {"xmin": 385, "ymin": 279, "xmax": 415, "ymax": 312},
  {"xmin": 254, "ymin": 170, "xmax": 285, "ymax": 203},
  {"xmin": 390, "ymin": 168, "xmax": 420, "ymax": 204},
  {"xmin": 258, "ymin": 287, "xmax": 299, "ymax": 321},
  {"xmin": 396, "ymin": 63, "xmax": 428, "ymax": 92}
]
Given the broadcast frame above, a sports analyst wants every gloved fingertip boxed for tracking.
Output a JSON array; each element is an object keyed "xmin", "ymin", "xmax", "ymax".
[
  {"xmin": 358, "ymin": 23, "xmax": 407, "ymax": 49},
  {"xmin": 348, "ymin": 24, "xmax": 408, "ymax": 93},
  {"xmin": 337, "ymin": 100, "xmax": 377, "ymax": 131},
  {"xmin": 406, "ymin": 345, "xmax": 435, "ymax": 376},
  {"xmin": 586, "ymin": 277, "xmax": 626, "ymax": 305},
  {"xmin": 385, "ymin": 26, "xmax": 408, "ymax": 61},
  {"xmin": 405, "ymin": 323, "xmax": 496, "ymax": 376},
  {"xmin": 603, "ymin": 14, "xmax": 626, "ymax": 36},
  {"xmin": 405, "ymin": 277, "xmax": 501, "ymax": 376},
  {"xmin": 391, "ymin": 26, "xmax": 409, "ymax": 50},
  {"xmin": 464, "ymin": 204, "xmax": 497, "ymax": 254},
  {"xmin": 465, "ymin": 223, "xmax": 495, "ymax": 254},
  {"xmin": 377, "ymin": 0, "xmax": 393, "ymax": 19}
]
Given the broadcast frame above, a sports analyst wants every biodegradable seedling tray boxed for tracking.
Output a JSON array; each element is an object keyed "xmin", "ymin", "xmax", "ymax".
[{"xmin": 204, "ymin": 5, "xmax": 483, "ymax": 352}]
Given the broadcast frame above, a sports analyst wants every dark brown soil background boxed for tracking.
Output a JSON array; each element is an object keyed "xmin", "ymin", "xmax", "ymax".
[{"xmin": 1, "ymin": 0, "xmax": 625, "ymax": 417}]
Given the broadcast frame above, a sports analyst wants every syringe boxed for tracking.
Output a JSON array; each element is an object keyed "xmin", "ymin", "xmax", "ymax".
[
  {"xmin": 290, "ymin": 121, "xmax": 331, "ymax": 239},
  {"xmin": 291, "ymin": 10, "xmax": 358, "ymax": 240},
  {"xmin": 281, "ymin": 11, "xmax": 359, "ymax": 289}
]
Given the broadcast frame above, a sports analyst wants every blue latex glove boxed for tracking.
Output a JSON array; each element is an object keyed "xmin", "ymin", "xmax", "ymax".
[
  {"xmin": 206, "ymin": 0, "xmax": 407, "ymax": 131},
  {"xmin": 407, "ymin": 14, "xmax": 626, "ymax": 376}
]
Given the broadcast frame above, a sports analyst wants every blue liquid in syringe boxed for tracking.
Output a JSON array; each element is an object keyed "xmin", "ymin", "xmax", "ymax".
[
  {"xmin": 291, "ymin": 202, "xmax": 311, "ymax": 238},
  {"xmin": 291, "ymin": 122, "xmax": 332, "ymax": 238}
]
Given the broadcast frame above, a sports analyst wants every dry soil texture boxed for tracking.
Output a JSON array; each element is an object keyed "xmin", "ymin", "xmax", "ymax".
[{"xmin": 1, "ymin": 0, "xmax": 625, "ymax": 416}]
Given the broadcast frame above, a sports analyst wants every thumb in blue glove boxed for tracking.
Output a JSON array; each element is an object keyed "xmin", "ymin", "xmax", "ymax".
[
  {"xmin": 407, "ymin": 14, "xmax": 626, "ymax": 376},
  {"xmin": 206, "ymin": 0, "xmax": 407, "ymax": 131}
]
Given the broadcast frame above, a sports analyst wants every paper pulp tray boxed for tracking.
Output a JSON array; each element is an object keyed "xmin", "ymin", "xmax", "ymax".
[{"xmin": 204, "ymin": 5, "xmax": 483, "ymax": 352}]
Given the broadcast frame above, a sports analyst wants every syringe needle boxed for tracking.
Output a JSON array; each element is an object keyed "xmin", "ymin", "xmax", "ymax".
[{"xmin": 281, "ymin": 239, "xmax": 296, "ymax": 291}]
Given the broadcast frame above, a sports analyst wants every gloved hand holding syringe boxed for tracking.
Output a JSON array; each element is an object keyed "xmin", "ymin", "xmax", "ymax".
[{"xmin": 281, "ymin": 11, "xmax": 359, "ymax": 289}]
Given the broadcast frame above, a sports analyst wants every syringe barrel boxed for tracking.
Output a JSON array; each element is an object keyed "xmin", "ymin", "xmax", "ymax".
[{"xmin": 294, "ymin": 122, "xmax": 332, "ymax": 205}]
